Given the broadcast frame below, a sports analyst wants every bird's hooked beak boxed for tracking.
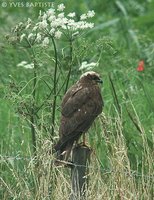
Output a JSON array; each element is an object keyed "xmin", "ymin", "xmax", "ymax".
[{"xmin": 96, "ymin": 78, "xmax": 103, "ymax": 84}]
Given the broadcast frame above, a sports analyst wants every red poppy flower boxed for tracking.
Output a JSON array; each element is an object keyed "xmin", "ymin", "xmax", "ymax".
[{"xmin": 137, "ymin": 60, "xmax": 144, "ymax": 71}]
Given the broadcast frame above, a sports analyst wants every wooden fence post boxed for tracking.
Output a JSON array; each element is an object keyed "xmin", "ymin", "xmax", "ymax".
[{"xmin": 70, "ymin": 144, "xmax": 92, "ymax": 200}]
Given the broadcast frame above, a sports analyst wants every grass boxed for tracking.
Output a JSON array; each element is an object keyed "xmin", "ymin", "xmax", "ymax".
[
  {"xmin": 0, "ymin": 0, "xmax": 154, "ymax": 199},
  {"xmin": 1, "ymin": 78, "xmax": 153, "ymax": 199},
  {"xmin": 1, "ymin": 109, "xmax": 153, "ymax": 199}
]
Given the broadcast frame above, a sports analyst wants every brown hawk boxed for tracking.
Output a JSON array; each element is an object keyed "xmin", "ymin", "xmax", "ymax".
[{"xmin": 54, "ymin": 71, "xmax": 104, "ymax": 161}]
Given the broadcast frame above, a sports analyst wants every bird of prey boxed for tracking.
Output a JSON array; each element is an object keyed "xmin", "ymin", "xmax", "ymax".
[{"xmin": 54, "ymin": 71, "xmax": 104, "ymax": 162}]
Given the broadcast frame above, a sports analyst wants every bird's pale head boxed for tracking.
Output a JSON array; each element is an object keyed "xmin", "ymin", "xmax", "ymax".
[{"xmin": 80, "ymin": 71, "xmax": 103, "ymax": 85}]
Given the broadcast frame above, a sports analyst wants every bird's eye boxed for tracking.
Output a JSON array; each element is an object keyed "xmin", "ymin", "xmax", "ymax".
[
  {"xmin": 93, "ymin": 76, "xmax": 103, "ymax": 83},
  {"xmin": 93, "ymin": 76, "xmax": 99, "ymax": 81}
]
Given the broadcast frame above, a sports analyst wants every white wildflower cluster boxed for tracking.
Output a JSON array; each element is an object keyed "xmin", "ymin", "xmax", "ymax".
[
  {"xmin": 25, "ymin": 18, "xmax": 32, "ymax": 29},
  {"xmin": 79, "ymin": 61, "xmax": 98, "ymax": 71},
  {"xmin": 17, "ymin": 61, "xmax": 34, "ymax": 69},
  {"xmin": 80, "ymin": 10, "xmax": 95, "ymax": 20},
  {"xmin": 18, "ymin": 3, "xmax": 95, "ymax": 47}
]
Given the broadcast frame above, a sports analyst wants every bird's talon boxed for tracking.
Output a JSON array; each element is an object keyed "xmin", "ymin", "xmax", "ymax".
[{"xmin": 78, "ymin": 142, "xmax": 90, "ymax": 147}]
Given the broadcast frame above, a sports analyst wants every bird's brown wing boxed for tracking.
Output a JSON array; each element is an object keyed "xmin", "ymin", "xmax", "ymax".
[
  {"xmin": 55, "ymin": 87, "xmax": 101, "ymax": 151},
  {"xmin": 61, "ymin": 85, "xmax": 90, "ymax": 117}
]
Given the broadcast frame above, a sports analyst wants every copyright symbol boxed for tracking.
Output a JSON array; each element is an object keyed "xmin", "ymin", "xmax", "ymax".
[{"xmin": 1, "ymin": 2, "xmax": 7, "ymax": 7}]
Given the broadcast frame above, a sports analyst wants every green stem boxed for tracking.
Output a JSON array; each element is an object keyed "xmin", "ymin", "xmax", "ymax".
[
  {"xmin": 26, "ymin": 38, "xmax": 37, "ymax": 156},
  {"xmin": 108, "ymin": 73, "xmax": 121, "ymax": 117},
  {"xmin": 51, "ymin": 37, "xmax": 58, "ymax": 139},
  {"xmin": 31, "ymin": 58, "xmax": 37, "ymax": 156},
  {"xmin": 65, "ymin": 38, "xmax": 73, "ymax": 93}
]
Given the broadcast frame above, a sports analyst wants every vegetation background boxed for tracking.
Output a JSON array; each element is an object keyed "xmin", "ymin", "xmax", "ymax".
[{"xmin": 0, "ymin": 0, "xmax": 154, "ymax": 199}]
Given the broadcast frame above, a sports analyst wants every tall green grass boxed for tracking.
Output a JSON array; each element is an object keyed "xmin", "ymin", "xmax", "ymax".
[
  {"xmin": 1, "ymin": 0, "xmax": 154, "ymax": 199},
  {"xmin": 1, "ymin": 74, "xmax": 153, "ymax": 199},
  {"xmin": 1, "ymin": 98, "xmax": 153, "ymax": 199}
]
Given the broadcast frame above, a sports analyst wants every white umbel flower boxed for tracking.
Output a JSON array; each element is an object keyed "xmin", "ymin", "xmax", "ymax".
[
  {"xmin": 35, "ymin": 33, "xmax": 42, "ymax": 42},
  {"xmin": 32, "ymin": 26, "xmax": 38, "ymax": 32},
  {"xmin": 39, "ymin": 20, "xmax": 48, "ymax": 29},
  {"xmin": 42, "ymin": 13, "xmax": 47, "ymax": 20},
  {"xmin": 47, "ymin": 8, "xmax": 55, "ymax": 17},
  {"xmin": 55, "ymin": 30, "xmax": 62, "ymax": 39},
  {"xmin": 16, "ymin": 3, "xmax": 96, "ymax": 47},
  {"xmin": 87, "ymin": 10, "xmax": 95, "ymax": 18},
  {"xmin": 20, "ymin": 34, "xmax": 26, "ymax": 42},
  {"xmin": 58, "ymin": 12, "xmax": 64, "ymax": 19},
  {"xmin": 57, "ymin": 3, "xmax": 65, "ymax": 11},
  {"xmin": 42, "ymin": 37, "xmax": 49, "ymax": 46},
  {"xmin": 49, "ymin": 28, "xmax": 55, "ymax": 35},
  {"xmin": 27, "ymin": 18, "xmax": 31, "ymax": 23},
  {"xmin": 68, "ymin": 12, "xmax": 76, "ymax": 18},
  {"xmin": 50, "ymin": 20, "xmax": 59, "ymax": 28},
  {"xmin": 17, "ymin": 61, "xmax": 27, "ymax": 67},
  {"xmin": 39, "ymin": 10, "xmax": 42, "ymax": 17},
  {"xmin": 25, "ymin": 24, "xmax": 31, "ymax": 29},
  {"xmin": 24, "ymin": 63, "xmax": 34, "ymax": 69},
  {"xmin": 17, "ymin": 61, "xmax": 34, "ymax": 69},
  {"xmin": 28, "ymin": 33, "xmax": 34, "ymax": 40},
  {"xmin": 85, "ymin": 22, "xmax": 94, "ymax": 29},
  {"xmin": 80, "ymin": 14, "xmax": 87, "ymax": 20},
  {"xmin": 48, "ymin": 15, "xmax": 56, "ymax": 22}
]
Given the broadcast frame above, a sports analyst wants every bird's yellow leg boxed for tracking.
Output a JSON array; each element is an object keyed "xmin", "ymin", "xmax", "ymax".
[
  {"xmin": 75, "ymin": 133, "xmax": 88, "ymax": 147},
  {"xmin": 82, "ymin": 133, "xmax": 90, "ymax": 147},
  {"xmin": 82, "ymin": 133, "xmax": 86, "ymax": 146}
]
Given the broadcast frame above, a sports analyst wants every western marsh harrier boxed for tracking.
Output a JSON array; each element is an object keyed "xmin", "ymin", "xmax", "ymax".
[{"xmin": 54, "ymin": 71, "xmax": 103, "ymax": 161}]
